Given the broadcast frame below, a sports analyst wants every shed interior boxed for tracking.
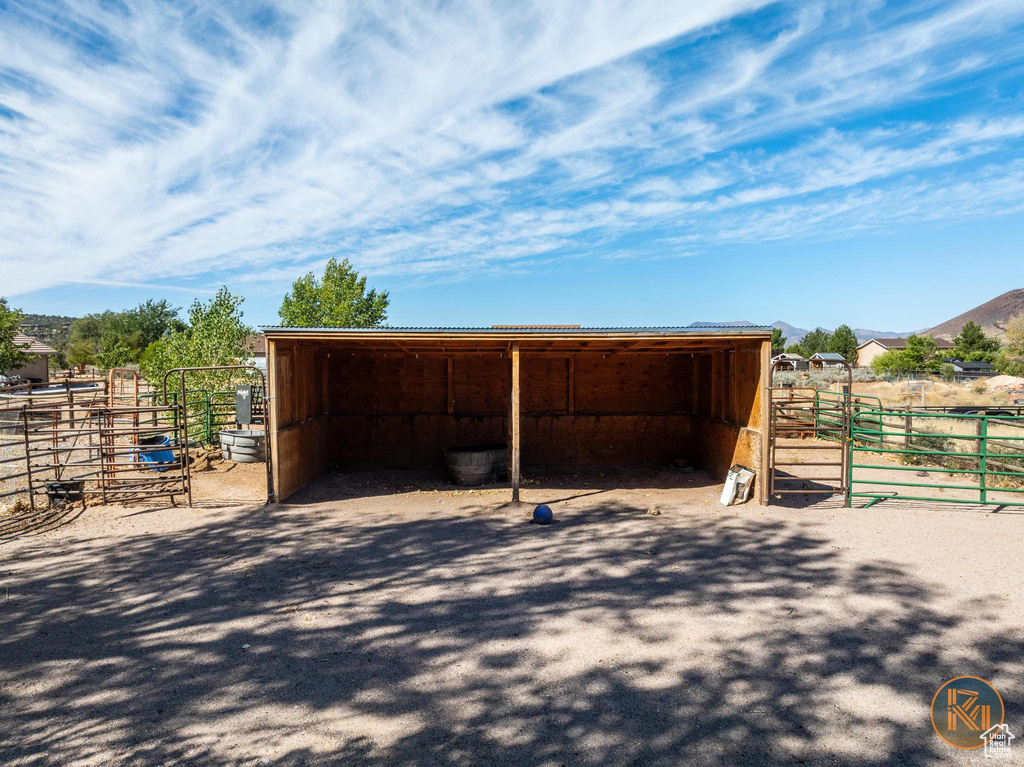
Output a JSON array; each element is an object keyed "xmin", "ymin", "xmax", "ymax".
[{"xmin": 267, "ymin": 330, "xmax": 770, "ymax": 502}]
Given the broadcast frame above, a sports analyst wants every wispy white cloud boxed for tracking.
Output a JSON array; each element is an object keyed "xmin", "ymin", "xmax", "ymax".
[{"xmin": 1, "ymin": 0, "xmax": 1023, "ymax": 297}]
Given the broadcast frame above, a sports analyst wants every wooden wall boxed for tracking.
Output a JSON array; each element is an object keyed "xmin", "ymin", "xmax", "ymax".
[
  {"xmin": 269, "ymin": 340, "xmax": 331, "ymax": 501},
  {"xmin": 689, "ymin": 340, "xmax": 766, "ymax": 479},
  {"xmin": 327, "ymin": 350, "xmax": 700, "ymax": 470},
  {"xmin": 270, "ymin": 338, "xmax": 769, "ymax": 500}
]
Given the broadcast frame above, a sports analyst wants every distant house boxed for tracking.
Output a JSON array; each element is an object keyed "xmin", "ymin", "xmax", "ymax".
[
  {"xmin": 1, "ymin": 333, "xmax": 57, "ymax": 383},
  {"xmin": 809, "ymin": 352, "xmax": 847, "ymax": 369},
  {"xmin": 245, "ymin": 333, "xmax": 266, "ymax": 372},
  {"xmin": 771, "ymin": 352, "xmax": 808, "ymax": 371},
  {"xmin": 856, "ymin": 337, "xmax": 954, "ymax": 368},
  {"xmin": 944, "ymin": 359, "xmax": 997, "ymax": 379}
]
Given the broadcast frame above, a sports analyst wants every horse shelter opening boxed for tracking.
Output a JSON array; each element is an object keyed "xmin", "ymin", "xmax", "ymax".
[{"xmin": 263, "ymin": 325, "xmax": 773, "ymax": 503}]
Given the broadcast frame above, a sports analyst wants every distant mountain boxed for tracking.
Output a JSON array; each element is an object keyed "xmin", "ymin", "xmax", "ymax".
[
  {"xmin": 850, "ymin": 328, "xmax": 904, "ymax": 342},
  {"xmin": 771, "ymin": 321, "xmax": 809, "ymax": 343},
  {"xmin": 771, "ymin": 321, "xmax": 907, "ymax": 345},
  {"xmin": 927, "ymin": 288, "xmax": 1024, "ymax": 340}
]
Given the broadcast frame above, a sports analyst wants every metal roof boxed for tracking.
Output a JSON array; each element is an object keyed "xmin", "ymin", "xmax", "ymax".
[{"xmin": 260, "ymin": 324, "xmax": 773, "ymax": 335}]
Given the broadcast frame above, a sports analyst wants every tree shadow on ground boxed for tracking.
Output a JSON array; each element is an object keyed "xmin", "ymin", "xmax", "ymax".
[{"xmin": 1, "ymin": 482, "xmax": 1020, "ymax": 766}]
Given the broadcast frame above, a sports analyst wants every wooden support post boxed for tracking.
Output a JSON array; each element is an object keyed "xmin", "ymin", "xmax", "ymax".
[
  {"xmin": 567, "ymin": 356, "xmax": 574, "ymax": 415},
  {"xmin": 447, "ymin": 357, "xmax": 455, "ymax": 415},
  {"xmin": 691, "ymin": 354, "xmax": 699, "ymax": 415},
  {"xmin": 509, "ymin": 341, "xmax": 521, "ymax": 503},
  {"xmin": 759, "ymin": 339, "xmax": 771, "ymax": 505}
]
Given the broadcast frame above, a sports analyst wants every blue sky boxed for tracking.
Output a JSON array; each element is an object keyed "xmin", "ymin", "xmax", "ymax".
[{"xmin": 1, "ymin": 0, "xmax": 1023, "ymax": 331}]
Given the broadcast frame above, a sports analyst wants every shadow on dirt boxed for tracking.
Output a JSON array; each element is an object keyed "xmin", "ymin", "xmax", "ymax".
[{"xmin": 1, "ymin": 476, "xmax": 1020, "ymax": 766}]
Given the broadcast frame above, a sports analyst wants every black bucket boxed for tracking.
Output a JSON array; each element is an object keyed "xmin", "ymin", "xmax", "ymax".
[{"xmin": 45, "ymin": 480, "xmax": 85, "ymax": 509}]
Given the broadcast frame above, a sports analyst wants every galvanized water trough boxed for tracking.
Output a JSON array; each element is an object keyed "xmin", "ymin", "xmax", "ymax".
[{"xmin": 219, "ymin": 429, "xmax": 267, "ymax": 463}]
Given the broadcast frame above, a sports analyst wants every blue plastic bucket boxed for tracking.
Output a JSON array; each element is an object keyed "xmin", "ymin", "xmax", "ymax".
[{"xmin": 136, "ymin": 435, "xmax": 175, "ymax": 472}]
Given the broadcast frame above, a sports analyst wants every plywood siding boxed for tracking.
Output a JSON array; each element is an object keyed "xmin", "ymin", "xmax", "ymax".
[
  {"xmin": 573, "ymin": 355, "xmax": 691, "ymax": 413},
  {"xmin": 271, "ymin": 341, "xmax": 331, "ymax": 500},
  {"xmin": 522, "ymin": 355, "xmax": 569, "ymax": 413},
  {"xmin": 330, "ymin": 352, "xmax": 447, "ymax": 413},
  {"xmin": 325, "ymin": 351, "xmax": 698, "ymax": 470},
  {"xmin": 271, "ymin": 337, "xmax": 768, "ymax": 495},
  {"xmin": 692, "ymin": 420, "xmax": 762, "ymax": 478},
  {"xmin": 684, "ymin": 340, "xmax": 766, "ymax": 481}
]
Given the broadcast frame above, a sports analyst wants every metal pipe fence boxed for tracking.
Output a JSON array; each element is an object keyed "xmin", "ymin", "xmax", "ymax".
[
  {"xmin": 1, "ymin": 400, "xmax": 191, "ymax": 509},
  {"xmin": 848, "ymin": 410, "xmax": 1024, "ymax": 508}
]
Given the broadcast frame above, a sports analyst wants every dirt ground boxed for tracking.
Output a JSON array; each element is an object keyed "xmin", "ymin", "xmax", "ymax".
[{"xmin": 1, "ymin": 466, "xmax": 1023, "ymax": 766}]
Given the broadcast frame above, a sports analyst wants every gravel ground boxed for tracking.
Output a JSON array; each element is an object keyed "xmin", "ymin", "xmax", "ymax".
[{"xmin": 1, "ymin": 467, "xmax": 1022, "ymax": 766}]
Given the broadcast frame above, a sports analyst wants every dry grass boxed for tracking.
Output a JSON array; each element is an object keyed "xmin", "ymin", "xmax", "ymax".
[{"xmin": 852, "ymin": 379, "xmax": 1017, "ymax": 409}]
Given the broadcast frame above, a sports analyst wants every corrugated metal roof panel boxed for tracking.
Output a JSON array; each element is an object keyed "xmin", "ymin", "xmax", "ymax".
[{"xmin": 260, "ymin": 324, "xmax": 773, "ymax": 334}]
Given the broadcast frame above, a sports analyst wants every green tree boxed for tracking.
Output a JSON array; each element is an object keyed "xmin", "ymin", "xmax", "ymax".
[
  {"xmin": 800, "ymin": 328, "xmax": 832, "ymax": 356},
  {"xmin": 894, "ymin": 334, "xmax": 942, "ymax": 373},
  {"xmin": 0, "ymin": 298, "xmax": 32, "ymax": 374},
  {"xmin": 784, "ymin": 343, "xmax": 807, "ymax": 357},
  {"xmin": 998, "ymin": 311, "xmax": 1024, "ymax": 376},
  {"xmin": 279, "ymin": 258, "xmax": 389, "ymax": 327},
  {"xmin": 827, "ymin": 325, "xmax": 859, "ymax": 364},
  {"xmin": 770, "ymin": 327, "xmax": 786, "ymax": 352},
  {"xmin": 96, "ymin": 339, "xmax": 133, "ymax": 370},
  {"xmin": 952, "ymin": 321, "xmax": 1000, "ymax": 362},
  {"xmin": 871, "ymin": 348, "xmax": 915, "ymax": 375},
  {"xmin": 66, "ymin": 338, "xmax": 97, "ymax": 371},
  {"xmin": 68, "ymin": 300, "xmax": 184, "ymax": 368},
  {"xmin": 140, "ymin": 287, "xmax": 253, "ymax": 394}
]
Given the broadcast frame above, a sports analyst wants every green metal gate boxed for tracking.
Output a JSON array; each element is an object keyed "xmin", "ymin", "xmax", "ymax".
[{"xmin": 848, "ymin": 409, "xmax": 1024, "ymax": 508}]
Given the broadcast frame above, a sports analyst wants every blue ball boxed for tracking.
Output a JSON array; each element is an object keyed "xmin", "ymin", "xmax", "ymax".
[{"xmin": 533, "ymin": 504, "xmax": 553, "ymax": 524}]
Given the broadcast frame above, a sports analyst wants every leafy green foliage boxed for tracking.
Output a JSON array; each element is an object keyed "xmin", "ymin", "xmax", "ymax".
[
  {"xmin": 784, "ymin": 343, "xmax": 806, "ymax": 357},
  {"xmin": 800, "ymin": 328, "xmax": 832, "ymax": 356},
  {"xmin": 902, "ymin": 334, "xmax": 942, "ymax": 371},
  {"xmin": 96, "ymin": 339, "xmax": 134, "ymax": 370},
  {"xmin": 826, "ymin": 325, "xmax": 859, "ymax": 363},
  {"xmin": 66, "ymin": 338, "xmax": 97, "ymax": 371},
  {"xmin": 67, "ymin": 299, "xmax": 185, "ymax": 370},
  {"xmin": 770, "ymin": 327, "xmax": 786, "ymax": 352},
  {"xmin": 0, "ymin": 298, "xmax": 32, "ymax": 374},
  {"xmin": 19, "ymin": 314, "xmax": 76, "ymax": 350},
  {"xmin": 952, "ymin": 321, "xmax": 1000, "ymax": 362},
  {"xmin": 279, "ymin": 258, "xmax": 389, "ymax": 327},
  {"xmin": 998, "ymin": 310, "xmax": 1024, "ymax": 376},
  {"xmin": 871, "ymin": 334, "xmax": 943, "ymax": 375},
  {"xmin": 871, "ymin": 349, "xmax": 914, "ymax": 375},
  {"xmin": 140, "ymin": 288, "xmax": 254, "ymax": 394}
]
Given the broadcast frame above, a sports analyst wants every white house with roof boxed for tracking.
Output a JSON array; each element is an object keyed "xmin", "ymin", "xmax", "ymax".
[
  {"xmin": 771, "ymin": 352, "xmax": 808, "ymax": 371},
  {"xmin": 809, "ymin": 352, "xmax": 847, "ymax": 369}
]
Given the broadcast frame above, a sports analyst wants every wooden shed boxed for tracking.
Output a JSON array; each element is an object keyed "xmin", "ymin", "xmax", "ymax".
[{"xmin": 262, "ymin": 325, "xmax": 773, "ymax": 504}]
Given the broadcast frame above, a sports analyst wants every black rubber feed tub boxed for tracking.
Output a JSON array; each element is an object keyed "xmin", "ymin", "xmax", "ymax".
[{"xmin": 445, "ymin": 443, "xmax": 508, "ymax": 486}]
